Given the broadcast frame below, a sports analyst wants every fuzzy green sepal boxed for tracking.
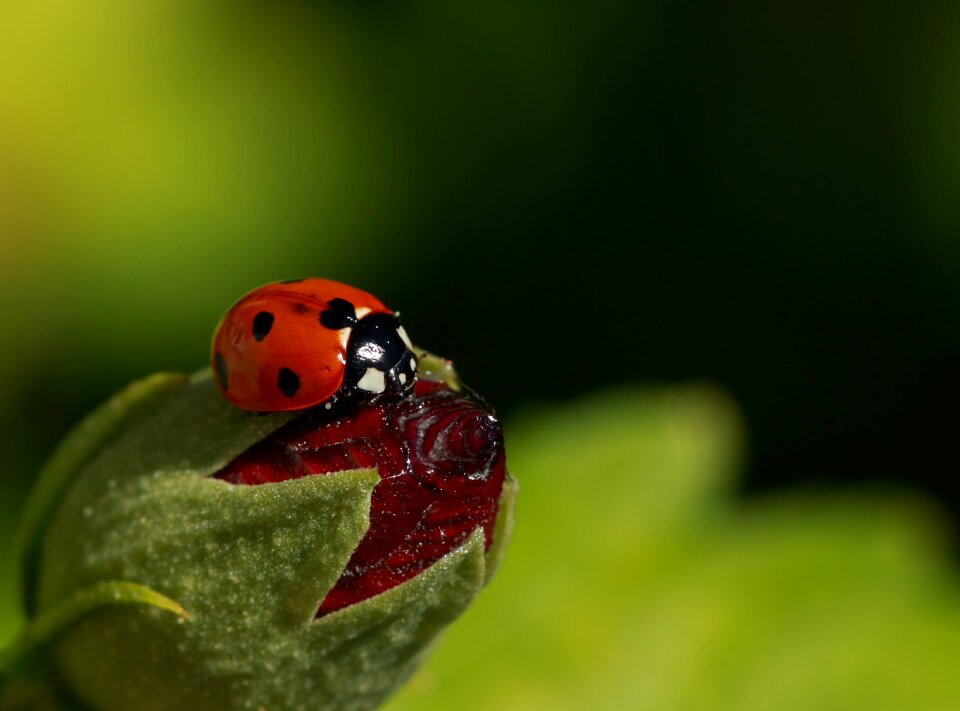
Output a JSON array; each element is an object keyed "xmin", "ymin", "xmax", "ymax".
[{"xmin": 6, "ymin": 367, "xmax": 514, "ymax": 711}]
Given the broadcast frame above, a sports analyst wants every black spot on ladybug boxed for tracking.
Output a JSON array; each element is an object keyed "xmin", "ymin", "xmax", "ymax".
[
  {"xmin": 278, "ymin": 367, "xmax": 300, "ymax": 398},
  {"xmin": 281, "ymin": 278, "xmax": 305, "ymax": 284},
  {"xmin": 252, "ymin": 311, "xmax": 274, "ymax": 342},
  {"xmin": 215, "ymin": 352, "xmax": 229, "ymax": 391},
  {"xmin": 320, "ymin": 298, "xmax": 358, "ymax": 330}
]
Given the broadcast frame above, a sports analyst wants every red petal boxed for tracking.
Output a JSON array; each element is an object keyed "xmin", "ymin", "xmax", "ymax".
[{"xmin": 215, "ymin": 379, "xmax": 507, "ymax": 615}]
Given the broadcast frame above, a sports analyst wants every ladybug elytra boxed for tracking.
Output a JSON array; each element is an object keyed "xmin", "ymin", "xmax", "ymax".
[{"xmin": 211, "ymin": 278, "xmax": 417, "ymax": 412}]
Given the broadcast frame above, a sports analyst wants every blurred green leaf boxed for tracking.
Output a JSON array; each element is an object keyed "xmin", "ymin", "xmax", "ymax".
[{"xmin": 0, "ymin": 526, "xmax": 22, "ymax": 652}]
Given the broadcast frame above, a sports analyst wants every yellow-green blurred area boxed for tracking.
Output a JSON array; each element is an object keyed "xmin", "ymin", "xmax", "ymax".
[{"xmin": 2, "ymin": 0, "xmax": 960, "ymax": 707}]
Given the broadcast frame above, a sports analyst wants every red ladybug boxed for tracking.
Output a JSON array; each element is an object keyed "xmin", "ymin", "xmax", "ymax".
[{"xmin": 211, "ymin": 278, "xmax": 417, "ymax": 412}]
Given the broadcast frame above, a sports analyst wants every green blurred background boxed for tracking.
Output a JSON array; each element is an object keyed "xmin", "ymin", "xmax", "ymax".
[{"xmin": 2, "ymin": 1, "xmax": 960, "ymax": 707}]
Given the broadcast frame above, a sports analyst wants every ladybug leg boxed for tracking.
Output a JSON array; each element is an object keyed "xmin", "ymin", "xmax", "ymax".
[
  {"xmin": 385, "ymin": 355, "xmax": 417, "ymax": 399},
  {"xmin": 459, "ymin": 381, "xmax": 497, "ymax": 415}
]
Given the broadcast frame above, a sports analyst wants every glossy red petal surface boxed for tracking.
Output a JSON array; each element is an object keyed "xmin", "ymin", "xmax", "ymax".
[{"xmin": 215, "ymin": 379, "xmax": 507, "ymax": 616}]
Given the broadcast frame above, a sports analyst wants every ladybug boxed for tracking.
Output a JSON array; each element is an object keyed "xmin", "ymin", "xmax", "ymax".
[{"xmin": 211, "ymin": 278, "xmax": 418, "ymax": 412}]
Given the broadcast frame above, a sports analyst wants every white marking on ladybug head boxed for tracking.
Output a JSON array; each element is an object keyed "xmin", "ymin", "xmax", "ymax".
[
  {"xmin": 338, "ymin": 328, "xmax": 350, "ymax": 350},
  {"xmin": 398, "ymin": 372, "xmax": 407, "ymax": 385},
  {"xmin": 357, "ymin": 367, "xmax": 386, "ymax": 394},
  {"xmin": 397, "ymin": 325, "xmax": 413, "ymax": 349},
  {"xmin": 357, "ymin": 342, "xmax": 385, "ymax": 361},
  {"xmin": 355, "ymin": 306, "xmax": 372, "ymax": 320},
  {"xmin": 409, "ymin": 357, "xmax": 417, "ymax": 372}
]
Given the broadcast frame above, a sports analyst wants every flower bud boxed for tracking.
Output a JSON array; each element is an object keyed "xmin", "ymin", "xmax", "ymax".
[{"xmin": 3, "ymin": 354, "xmax": 515, "ymax": 711}]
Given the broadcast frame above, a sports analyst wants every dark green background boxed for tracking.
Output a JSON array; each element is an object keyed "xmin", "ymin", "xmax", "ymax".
[{"xmin": 1, "ymin": 1, "xmax": 959, "ymax": 707}]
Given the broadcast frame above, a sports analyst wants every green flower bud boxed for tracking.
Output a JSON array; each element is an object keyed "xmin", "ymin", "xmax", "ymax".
[{"xmin": 1, "ymin": 355, "xmax": 516, "ymax": 711}]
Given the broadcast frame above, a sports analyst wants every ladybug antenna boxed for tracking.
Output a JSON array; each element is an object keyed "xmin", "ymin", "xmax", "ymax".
[{"xmin": 460, "ymin": 381, "xmax": 496, "ymax": 416}]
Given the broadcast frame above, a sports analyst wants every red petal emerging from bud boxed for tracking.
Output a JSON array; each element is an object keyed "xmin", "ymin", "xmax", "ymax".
[{"xmin": 215, "ymin": 380, "xmax": 508, "ymax": 616}]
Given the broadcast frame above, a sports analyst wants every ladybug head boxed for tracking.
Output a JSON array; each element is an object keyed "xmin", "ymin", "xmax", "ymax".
[{"xmin": 343, "ymin": 312, "xmax": 417, "ymax": 402}]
